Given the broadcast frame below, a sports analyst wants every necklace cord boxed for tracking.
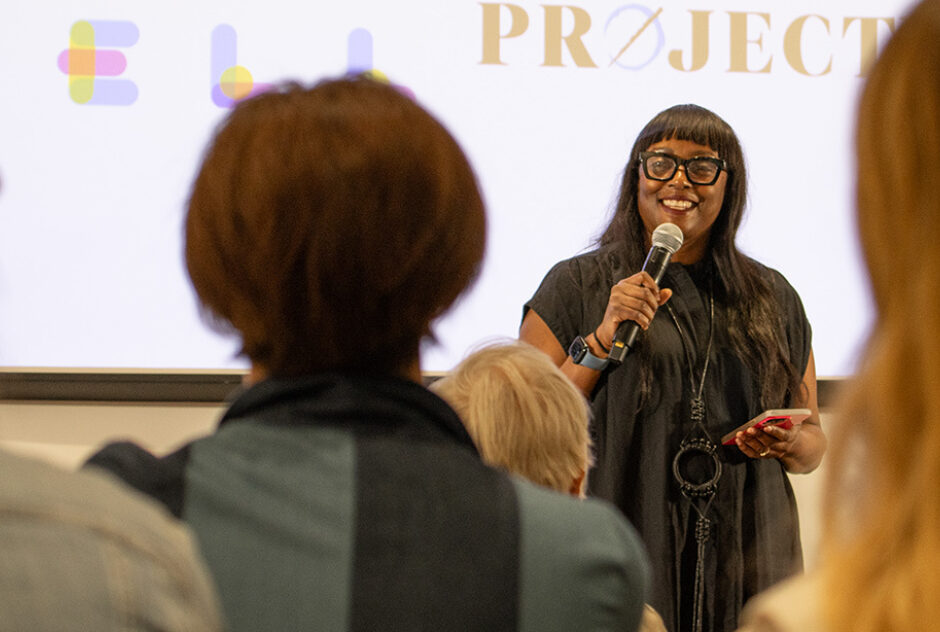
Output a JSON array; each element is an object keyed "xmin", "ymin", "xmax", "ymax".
[{"xmin": 665, "ymin": 279, "xmax": 719, "ymax": 632}]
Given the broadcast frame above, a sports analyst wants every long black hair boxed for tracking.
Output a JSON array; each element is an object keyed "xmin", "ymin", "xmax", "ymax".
[{"xmin": 600, "ymin": 104, "xmax": 803, "ymax": 409}]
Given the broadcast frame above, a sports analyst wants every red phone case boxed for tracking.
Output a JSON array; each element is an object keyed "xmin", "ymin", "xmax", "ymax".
[{"xmin": 721, "ymin": 408, "xmax": 810, "ymax": 445}]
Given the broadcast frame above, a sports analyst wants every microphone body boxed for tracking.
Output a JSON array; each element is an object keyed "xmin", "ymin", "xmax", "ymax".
[{"xmin": 606, "ymin": 223, "xmax": 683, "ymax": 366}]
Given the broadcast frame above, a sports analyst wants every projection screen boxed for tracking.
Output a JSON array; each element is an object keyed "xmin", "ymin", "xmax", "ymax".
[{"xmin": 0, "ymin": 1, "xmax": 913, "ymax": 377}]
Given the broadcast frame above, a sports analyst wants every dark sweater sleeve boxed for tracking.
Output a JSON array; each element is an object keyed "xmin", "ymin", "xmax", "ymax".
[{"xmin": 85, "ymin": 442, "xmax": 190, "ymax": 518}]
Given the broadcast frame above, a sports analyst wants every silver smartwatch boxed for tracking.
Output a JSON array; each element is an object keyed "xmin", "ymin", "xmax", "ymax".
[{"xmin": 568, "ymin": 335, "xmax": 609, "ymax": 371}]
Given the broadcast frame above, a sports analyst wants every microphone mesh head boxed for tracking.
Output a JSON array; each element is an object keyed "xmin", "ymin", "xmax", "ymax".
[{"xmin": 652, "ymin": 222, "xmax": 684, "ymax": 254}]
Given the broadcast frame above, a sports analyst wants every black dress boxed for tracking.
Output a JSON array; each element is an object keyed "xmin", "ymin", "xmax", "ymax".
[{"xmin": 524, "ymin": 245, "xmax": 811, "ymax": 632}]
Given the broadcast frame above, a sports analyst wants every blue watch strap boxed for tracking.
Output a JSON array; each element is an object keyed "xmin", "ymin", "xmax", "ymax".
[
  {"xmin": 577, "ymin": 348, "xmax": 609, "ymax": 371},
  {"xmin": 570, "ymin": 335, "xmax": 609, "ymax": 371}
]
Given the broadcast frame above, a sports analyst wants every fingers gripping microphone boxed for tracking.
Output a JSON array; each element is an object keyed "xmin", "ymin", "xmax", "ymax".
[{"xmin": 606, "ymin": 223, "xmax": 684, "ymax": 366}]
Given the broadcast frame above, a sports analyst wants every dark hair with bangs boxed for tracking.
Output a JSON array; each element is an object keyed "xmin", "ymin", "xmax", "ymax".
[
  {"xmin": 601, "ymin": 104, "xmax": 803, "ymax": 410},
  {"xmin": 185, "ymin": 77, "xmax": 486, "ymax": 377}
]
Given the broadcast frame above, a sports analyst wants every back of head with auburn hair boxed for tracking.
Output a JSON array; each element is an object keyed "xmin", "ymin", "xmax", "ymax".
[
  {"xmin": 185, "ymin": 78, "xmax": 486, "ymax": 377},
  {"xmin": 431, "ymin": 340, "xmax": 593, "ymax": 495}
]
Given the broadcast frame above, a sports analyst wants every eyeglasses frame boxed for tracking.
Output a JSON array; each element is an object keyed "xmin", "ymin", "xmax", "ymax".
[{"xmin": 637, "ymin": 151, "xmax": 728, "ymax": 186}]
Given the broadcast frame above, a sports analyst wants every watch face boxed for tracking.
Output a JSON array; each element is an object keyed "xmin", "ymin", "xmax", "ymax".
[{"xmin": 568, "ymin": 336, "xmax": 588, "ymax": 363}]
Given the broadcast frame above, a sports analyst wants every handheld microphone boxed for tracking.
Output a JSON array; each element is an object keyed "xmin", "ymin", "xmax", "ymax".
[{"xmin": 606, "ymin": 222, "xmax": 684, "ymax": 366}]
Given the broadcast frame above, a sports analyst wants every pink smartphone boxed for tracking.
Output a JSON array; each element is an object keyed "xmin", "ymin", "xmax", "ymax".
[{"xmin": 721, "ymin": 408, "xmax": 811, "ymax": 446}]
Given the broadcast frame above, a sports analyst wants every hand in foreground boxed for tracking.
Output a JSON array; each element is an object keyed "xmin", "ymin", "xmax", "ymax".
[
  {"xmin": 735, "ymin": 423, "xmax": 800, "ymax": 460},
  {"xmin": 593, "ymin": 271, "xmax": 673, "ymax": 350}
]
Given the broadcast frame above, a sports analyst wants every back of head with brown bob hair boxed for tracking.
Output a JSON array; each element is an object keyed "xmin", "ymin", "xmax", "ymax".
[{"xmin": 185, "ymin": 77, "xmax": 486, "ymax": 377}]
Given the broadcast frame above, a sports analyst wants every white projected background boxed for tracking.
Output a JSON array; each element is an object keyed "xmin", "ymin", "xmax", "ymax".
[{"xmin": 0, "ymin": 1, "xmax": 912, "ymax": 377}]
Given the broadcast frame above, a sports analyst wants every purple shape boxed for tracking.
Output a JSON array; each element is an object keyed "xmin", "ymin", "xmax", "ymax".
[
  {"xmin": 347, "ymin": 28, "xmax": 373, "ymax": 74},
  {"xmin": 211, "ymin": 84, "xmax": 236, "ymax": 108},
  {"xmin": 88, "ymin": 20, "xmax": 139, "ymax": 47},
  {"xmin": 211, "ymin": 24, "xmax": 237, "ymax": 86},
  {"xmin": 88, "ymin": 79, "xmax": 138, "ymax": 105}
]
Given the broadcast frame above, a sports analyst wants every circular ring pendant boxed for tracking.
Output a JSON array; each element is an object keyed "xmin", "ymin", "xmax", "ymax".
[{"xmin": 672, "ymin": 437, "xmax": 722, "ymax": 498}]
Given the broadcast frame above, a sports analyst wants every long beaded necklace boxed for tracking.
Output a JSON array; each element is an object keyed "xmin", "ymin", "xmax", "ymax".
[{"xmin": 666, "ymin": 282, "xmax": 721, "ymax": 632}]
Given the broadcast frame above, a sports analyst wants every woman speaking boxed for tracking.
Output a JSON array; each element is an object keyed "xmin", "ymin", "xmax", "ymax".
[{"xmin": 520, "ymin": 104, "xmax": 826, "ymax": 632}]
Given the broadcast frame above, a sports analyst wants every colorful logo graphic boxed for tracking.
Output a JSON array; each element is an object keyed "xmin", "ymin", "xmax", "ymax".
[
  {"xmin": 57, "ymin": 20, "xmax": 139, "ymax": 105},
  {"xmin": 346, "ymin": 28, "xmax": 415, "ymax": 99},
  {"xmin": 211, "ymin": 25, "xmax": 274, "ymax": 108}
]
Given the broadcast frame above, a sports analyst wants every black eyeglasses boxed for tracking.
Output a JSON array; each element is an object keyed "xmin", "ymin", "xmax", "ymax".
[{"xmin": 638, "ymin": 151, "xmax": 727, "ymax": 186}]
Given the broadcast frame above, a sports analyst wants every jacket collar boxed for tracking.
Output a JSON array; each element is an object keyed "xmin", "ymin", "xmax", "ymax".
[{"xmin": 219, "ymin": 372, "xmax": 479, "ymax": 455}]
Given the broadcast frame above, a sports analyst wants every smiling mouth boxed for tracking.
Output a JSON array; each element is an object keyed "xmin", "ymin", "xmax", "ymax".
[{"xmin": 661, "ymin": 199, "xmax": 695, "ymax": 211}]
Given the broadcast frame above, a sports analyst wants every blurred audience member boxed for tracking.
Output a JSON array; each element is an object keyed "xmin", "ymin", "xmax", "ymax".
[
  {"xmin": 87, "ymin": 77, "xmax": 650, "ymax": 631},
  {"xmin": 434, "ymin": 340, "xmax": 667, "ymax": 632},
  {"xmin": 738, "ymin": 1, "xmax": 940, "ymax": 630},
  {"xmin": 431, "ymin": 340, "xmax": 593, "ymax": 496},
  {"xmin": 0, "ymin": 449, "xmax": 221, "ymax": 631},
  {"xmin": 0, "ymin": 159, "xmax": 219, "ymax": 631}
]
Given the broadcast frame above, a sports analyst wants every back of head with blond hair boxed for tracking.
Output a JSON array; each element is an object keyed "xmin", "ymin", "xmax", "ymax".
[
  {"xmin": 431, "ymin": 341, "xmax": 593, "ymax": 495},
  {"xmin": 823, "ymin": 2, "xmax": 940, "ymax": 631}
]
